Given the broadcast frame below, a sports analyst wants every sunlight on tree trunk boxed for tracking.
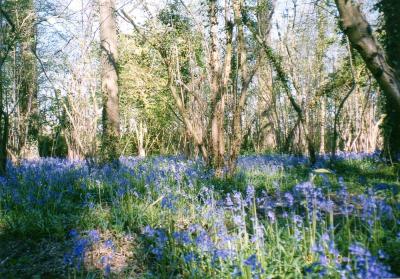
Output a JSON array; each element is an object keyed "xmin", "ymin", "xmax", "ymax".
[{"xmin": 100, "ymin": 0, "xmax": 120, "ymax": 163}]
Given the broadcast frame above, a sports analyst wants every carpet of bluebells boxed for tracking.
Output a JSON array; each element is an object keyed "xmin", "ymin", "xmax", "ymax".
[{"xmin": 0, "ymin": 153, "xmax": 399, "ymax": 278}]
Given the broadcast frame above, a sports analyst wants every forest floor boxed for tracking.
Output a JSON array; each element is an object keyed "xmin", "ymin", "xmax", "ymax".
[{"xmin": 0, "ymin": 154, "xmax": 399, "ymax": 278}]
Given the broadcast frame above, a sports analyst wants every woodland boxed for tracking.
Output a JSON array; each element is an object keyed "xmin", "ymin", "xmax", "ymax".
[{"xmin": 0, "ymin": 0, "xmax": 399, "ymax": 278}]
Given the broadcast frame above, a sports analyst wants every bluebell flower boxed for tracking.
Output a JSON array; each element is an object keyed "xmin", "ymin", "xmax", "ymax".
[
  {"xmin": 225, "ymin": 194, "xmax": 233, "ymax": 207},
  {"xmin": 173, "ymin": 231, "xmax": 191, "ymax": 245},
  {"xmin": 151, "ymin": 229, "xmax": 168, "ymax": 250},
  {"xmin": 104, "ymin": 264, "xmax": 111, "ymax": 276},
  {"xmin": 284, "ymin": 192, "xmax": 294, "ymax": 207},
  {"xmin": 233, "ymin": 215, "xmax": 245, "ymax": 228},
  {"xmin": 212, "ymin": 249, "xmax": 231, "ymax": 261},
  {"xmin": 161, "ymin": 194, "xmax": 176, "ymax": 210},
  {"xmin": 69, "ymin": 229, "xmax": 79, "ymax": 239},
  {"xmin": 349, "ymin": 243, "xmax": 369, "ymax": 257},
  {"xmin": 245, "ymin": 185, "xmax": 255, "ymax": 205},
  {"xmin": 328, "ymin": 241, "xmax": 339, "ymax": 258},
  {"xmin": 183, "ymin": 252, "xmax": 197, "ymax": 263},
  {"xmin": 117, "ymin": 187, "xmax": 126, "ymax": 198},
  {"xmin": 232, "ymin": 192, "xmax": 242, "ymax": 208},
  {"xmin": 63, "ymin": 253, "xmax": 73, "ymax": 265},
  {"xmin": 244, "ymin": 254, "xmax": 262, "ymax": 271},
  {"xmin": 74, "ymin": 238, "xmax": 88, "ymax": 254},
  {"xmin": 88, "ymin": 229, "xmax": 100, "ymax": 243},
  {"xmin": 349, "ymin": 243, "xmax": 395, "ymax": 278},
  {"xmin": 143, "ymin": 225, "xmax": 156, "ymax": 237},
  {"xmin": 319, "ymin": 199, "xmax": 334, "ymax": 212},
  {"xmin": 195, "ymin": 231, "xmax": 213, "ymax": 252},
  {"xmin": 292, "ymin": 214, "xmax": 303, "ymax": 225},
  {"xmin": 267, "ymin": 210, "xmax": 276, "ymax": 223},
  {"xmin": 187, "ymin": 224, "xmax": 202, "ymax": 233},
  {"xmin": 321, "ymin": 233, "xmax": 330, "ymax": 243},
  {"xmin": 151, "ymin": 246, "xmax": 163, "ymax": 260},
  {"xmin": 319, "ymin": 253, "xmax": 329, "ymax": 267},
  {"xmin": 250, "ymin": 224, "xmax": 264, "ymax": 244}
]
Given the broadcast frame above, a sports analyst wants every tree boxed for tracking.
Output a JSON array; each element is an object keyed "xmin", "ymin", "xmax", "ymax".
[
  {"xmin": 375, "ymin": 0, "xmax": 400, "ymax": 160},
  {"xmin": 100, "ymin": 0, "xmax": 120, "ymax": 163},
  {"xmin": 0, "ymin": 2, "xmax": 14, "ymax": 176},
  {"xmin": 334, "ymin": 0, "xmax": 400, "ymax": 161},
  {"xmin": 244, "ymin": 0, "xmax": 318, "ymax": 163},
  {"xmin": 121, "ymin": 0, "xmax": 260, "ymax": 176},
  {"xmin": 0, "ymin": 0, "xmax": 38, "ymax": 175},
  {"xmin": 16, "ymin": 0, "xmax": 38, "ymax": 160},
  {"xmin": 118, "ymin": 33, "xmax": 176, "ymax": 157}
]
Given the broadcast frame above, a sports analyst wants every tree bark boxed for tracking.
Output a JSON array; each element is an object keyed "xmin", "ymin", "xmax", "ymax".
[
  {"xmin": 208, "ymin": 0, "xmax": 225, "ymax": 176},
  {"xmin": 0, "ymin": 71, "xmax": 8, "ymax": 176},
  {"xmin": 228, "ymin": 0, "xmax": 257, "ymax": 174},
  {"xmin": 320, "ymin": 96, "xmax": 326, "ymax": 153},
  {"xmin": 100, "ymin": 0, "xmax": 120, "ymax": 163},
  {"xmin": 18, "ymin": 15, "xmax": 39, "ymax": 160},
  {"xmin": 376, "ymin": 0, "xmax": 400, "ymax": 160},
  {"xmin": 334, "ymin": 0, "xmax": 400, "ymax": 110}
]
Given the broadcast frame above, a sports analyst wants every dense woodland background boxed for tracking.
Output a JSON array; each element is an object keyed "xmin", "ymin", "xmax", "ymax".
[
  {"xmin": 1, "ymin": 1, "xmax": 400, "ymax": 277},
  {"xmin": 1, "ymin": 0, "xmax": 400, "ymax": 175}
]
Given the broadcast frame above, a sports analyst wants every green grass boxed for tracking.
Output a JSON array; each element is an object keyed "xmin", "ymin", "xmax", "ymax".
[{"xmin": 0, "ymin": 157, "xmax": 399, "ymax": 278}]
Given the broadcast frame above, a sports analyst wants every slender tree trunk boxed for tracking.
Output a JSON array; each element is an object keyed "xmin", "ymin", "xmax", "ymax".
[
  {"xmin": 245, "ymin": 14, "xmax": 316, "ymax": 163},
  {"xmin": 208, "ymin": 0, "xmax": 225, "ymax": 176},
  {"xmin": 0, "ymin": 114, "xmax": 8, "ymax": 176},
  {"xmin": 100, "ymin": 0, "xmax": 120, "ymax": 163},
  {"xmin": 17, "ymin": 0, "xmax": 39, "ymax": 160},
  {"xmin": 320, "ymin": 96, "xmax": 326, "ymax": 154},
  {"xmin": 0, "ymin": 71, "xmax": 8, "ymax": 176},
  {"xmin": 229, "ymin": 0, "xmax": 252, "ymax": 174},
  {"xmin": 136, "ymin": 121, "xmax": 146, "ymax": 157},
  {"xmin": 331, "ymin": 39, "xmax": 356, "ymax": 159}
]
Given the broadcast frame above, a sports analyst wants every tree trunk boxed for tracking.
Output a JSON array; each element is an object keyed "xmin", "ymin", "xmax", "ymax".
[
  {"xmin": 320, "ymin": 96, "xmax": 326, "ymax": 154},
  {"xmin": 228, "ymin": 0, "xmax": 251, "ymax": 174},
  {"xmin": 376, "ymin": 0, "xmax": 400, "ymax": 161},
  {"xmin": 244, "ymin": 10, "xmax": 316, "ymax": 164},
  {"xmin": 331, "ymin": 39, "xmax": 356, "ymax": 159},
  {"xmin": 208, "ymin": 0, "xmax": 225, "ymax": 176},
  {"xmin": 334, "ymin": 0, "xmax": 400, "ymax": 109},
  {"xmin": 136, "ymin": 121, "xmax": 146, "ymax": 158},
  {"xmin": 18, "ymin": 41, "xmax": 39, "ymax": 159},
  {"xmin": 0, "ymin": 114, "xmax": 8, "ymax": 176},
  {"xmin": 100, "ymin": 0, "xmax": 120, "ymax": 163},
  {"xmin": 0, "ymin": 71, "xmax": 8, "ymax": 176},
  {"xmin": 17, "ymin": 0, "xmax": 39, "ymax": 160}
]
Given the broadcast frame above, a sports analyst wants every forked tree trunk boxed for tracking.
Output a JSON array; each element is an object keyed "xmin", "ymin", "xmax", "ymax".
[{"xmin": 100, "ymin": 0, "xmax": 120, "ymax": 162}]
